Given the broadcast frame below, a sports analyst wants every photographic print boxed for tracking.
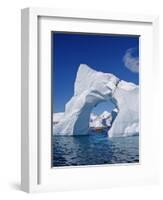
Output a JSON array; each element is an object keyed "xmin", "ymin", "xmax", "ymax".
[{"xmin": 52, "ymin": 32, "xmax": 139, "ymax": 167}]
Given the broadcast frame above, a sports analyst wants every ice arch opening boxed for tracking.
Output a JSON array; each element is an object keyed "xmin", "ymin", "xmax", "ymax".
[
  {"xmin": 91, "ymin": 100, "xmax": 116, "ymax": 116},
  {"xmin": 53, "ymin": 64, "xmax": 139, "ymax": 137},
  {"xmin": 89, "ymin": 99, "xmax": 118, "ymax": 131},
  {"xmin": 73, "ymin": 94, "xmax": 119, "ymax": 136}
]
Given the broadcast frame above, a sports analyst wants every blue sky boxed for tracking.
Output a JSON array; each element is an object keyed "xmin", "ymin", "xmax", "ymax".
[{"xmin": 52, "ymin": 32, "xmax": 139, "ymax": 114}]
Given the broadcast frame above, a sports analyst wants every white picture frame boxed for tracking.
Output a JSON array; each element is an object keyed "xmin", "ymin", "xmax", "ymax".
[{"xmin": 21, "ymin": 7, "xmax": 159, "ymax": 193}]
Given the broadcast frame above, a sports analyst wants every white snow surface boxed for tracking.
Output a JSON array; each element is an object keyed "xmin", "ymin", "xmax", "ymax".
[
  {"xmin": 100, "ymin": 111, "xmax": 111, "ymax": 120},
  {"xmin": 90, "ymin": 113, "xmax": 98, "ymax": 121},
  {"xmin": 109, "ymin": 80, "xmax": 139, "ymax": 137},
  {"xmin": 89, "ymin": 111, "xmax": 112, "ymax": 128},
  {"xmin": 53, "ymin": 112, "xmax": 64, "ymax": 123},
  {"xmin": 53, "ymin": 64, "xmax": 139, "ymax": 137}
]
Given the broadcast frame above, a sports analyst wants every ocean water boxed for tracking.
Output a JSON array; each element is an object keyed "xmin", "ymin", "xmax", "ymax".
[{"xmin": 52, "ymin": 132, "xmax": 139, "ymax": 167}]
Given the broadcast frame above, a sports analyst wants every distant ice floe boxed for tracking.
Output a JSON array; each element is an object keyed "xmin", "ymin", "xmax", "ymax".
[{"xmin": 90, "ymin": 111, "xmax": 112, "ymax": 129}]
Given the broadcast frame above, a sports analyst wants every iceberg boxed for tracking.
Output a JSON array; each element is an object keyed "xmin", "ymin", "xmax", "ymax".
[
  {"xmin": 53, "ymin": 112, "xmax": 64, "ymax": 124},
  {"xmin": 53, "ymin": 64, "xmax": 139, "ymax": 137},
  {"xmin": 109, "ymin": 80, "xmax": 139, "ymax": 137},
  {"xmin": 53, "ymin": 112, "xmax": 64, "ymax": 123},
  {"xmin": 100, "ymin": 111, "xmax": 112, "ymax": 127},
  {"xmin": 89, "ymin": 111, "xmax": 112, "ymax": 128},
  {"xmin": 89, "ymin": 113, "xmax": 98, "ymax": 128}
]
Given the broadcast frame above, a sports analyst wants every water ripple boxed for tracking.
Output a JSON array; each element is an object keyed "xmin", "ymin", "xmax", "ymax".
[{"xmin": 52, "ymin": 133, "xmax": 139, "ymax": 167}]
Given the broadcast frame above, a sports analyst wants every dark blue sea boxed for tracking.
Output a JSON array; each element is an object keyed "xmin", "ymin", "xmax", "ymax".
[{"xmin": 52, "ymin": 132, "xmax": 139, "ymax": 167}]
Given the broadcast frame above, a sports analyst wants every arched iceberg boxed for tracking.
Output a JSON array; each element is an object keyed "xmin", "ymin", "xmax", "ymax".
[{"xmin": 53, "ymin": 64, "xmax": 139, "ymax": 137}]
